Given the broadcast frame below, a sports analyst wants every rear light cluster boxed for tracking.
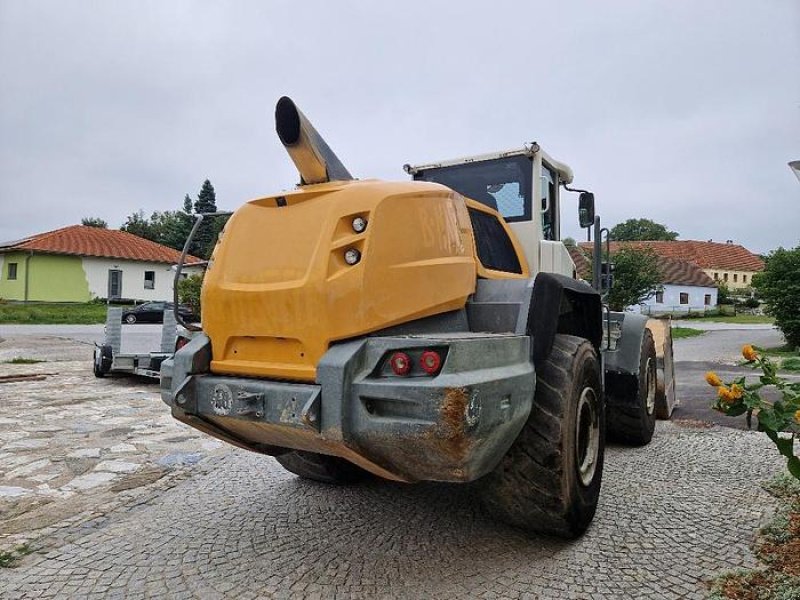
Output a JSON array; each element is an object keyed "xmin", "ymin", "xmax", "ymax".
[{"xmin": 382, "ymin": 348, "xmax": 447, "ymax": 377}]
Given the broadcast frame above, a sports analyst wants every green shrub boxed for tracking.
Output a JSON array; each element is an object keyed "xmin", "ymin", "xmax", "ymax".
[
  {"xmin": 177, "ymin": 273, "xmax": 204, "ymax": 318},
  {"xmin": 753, "ymin": 246, "xmax": 800, "ymax": 348}
]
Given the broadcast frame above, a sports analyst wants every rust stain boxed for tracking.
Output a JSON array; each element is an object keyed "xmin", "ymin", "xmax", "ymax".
[
  {"xmin": 440, "ymin": 387, "xmax": 469, "ymax": 437},
  {"xmin": 429, "ymin": 387, "xmax": 472, "ymax": 463}
]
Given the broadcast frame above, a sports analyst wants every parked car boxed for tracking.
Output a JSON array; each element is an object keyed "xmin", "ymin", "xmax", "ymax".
[{"xmin": 121, "ymin": 302, "xmax": 199, "ymax": 324}]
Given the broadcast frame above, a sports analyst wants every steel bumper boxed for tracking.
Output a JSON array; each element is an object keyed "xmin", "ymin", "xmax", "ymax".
[{"xmin": 161, "ymin": 333, "xmax": 535, "ymax": 483}]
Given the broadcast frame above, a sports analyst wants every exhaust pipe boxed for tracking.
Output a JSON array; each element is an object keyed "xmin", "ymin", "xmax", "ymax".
[{"xmin": 275, "ymin": 96, "xmax": 353, "ymax": 185}]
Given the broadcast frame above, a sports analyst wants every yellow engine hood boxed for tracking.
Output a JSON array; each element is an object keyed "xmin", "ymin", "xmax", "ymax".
[{"xmin": 202, "ymin": 179, "xmax": 477, "ymax": 382}]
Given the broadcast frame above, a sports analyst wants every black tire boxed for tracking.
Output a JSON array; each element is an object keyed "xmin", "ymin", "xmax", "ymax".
[
  {"xmin": 274, "ymin": 450, "xmax": 371, "ymax": 484},
  {"xmin": 124, "ymin": 314, "xmax": 136, "ymax": 324},
  {"xmin": 93, "ymin": 345, "xmax": 113, "ymax": 378},
  {"xmin": 607, "ymin": 329, "xmax": 657, "ymax": 446},
  {"xmin": 478, "ymin": 334, "xmax": 605, "ymax": 539}
]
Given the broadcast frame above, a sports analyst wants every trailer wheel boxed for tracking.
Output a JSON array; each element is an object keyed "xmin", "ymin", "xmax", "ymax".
[
  {"xmin": 607, "ymin": 328, "xmax": 657, "ymax": 446},
  {"xmin": 93, "ymin": 345, "xmax": 113, "ymax": 378},
  {"xmin": 478, "ymin": 334, "xmax": 604, "ymax": 539},
  {"xmin": 274, "ymin": 450, "xmax": 371, "ymax": 484}
]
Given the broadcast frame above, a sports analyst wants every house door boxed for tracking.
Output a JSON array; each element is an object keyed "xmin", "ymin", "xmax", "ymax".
[{"xmin": 108, "ymin": 270, "xmax": 122, "ymax": 299}]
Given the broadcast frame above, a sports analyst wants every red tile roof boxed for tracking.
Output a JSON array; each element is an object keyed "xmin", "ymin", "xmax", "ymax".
[
  {"xmin": 0, "ymin": 225, "xmax": 202, "ymax": 264},
  {"xmin": 572, "ymin": 246, "xmax": 717, "ymax": 288},
  {"xmin": 656, "ymin": 256, "xmax": 716, "ymax": 287},
  {"xmin": 567, "ymin": 246, "xmax": 592, "ymax": 280},
  {"xmin": 578, "ymin": 240, "xmax": 764, "ymax": 272}
]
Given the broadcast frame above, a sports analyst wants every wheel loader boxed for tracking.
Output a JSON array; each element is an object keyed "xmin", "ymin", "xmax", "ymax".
[{"xmin": 160, "ymin": 96, "xmax": 676, "ymax": 538}]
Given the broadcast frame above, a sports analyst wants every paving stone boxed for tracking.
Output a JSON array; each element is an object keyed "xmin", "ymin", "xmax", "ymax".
[{"xmin": 0, "ymin": 334, "xmax": 788, "ymax": 599}]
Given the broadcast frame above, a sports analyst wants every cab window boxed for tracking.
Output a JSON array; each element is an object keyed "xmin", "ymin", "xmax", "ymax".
[
  {"xmin": 540, "ymin": 163, "xmax": 559, "ymax": 241},
  {"xmin": 413, "ymin": 155, "xmax": 533, "ymax": 223}
]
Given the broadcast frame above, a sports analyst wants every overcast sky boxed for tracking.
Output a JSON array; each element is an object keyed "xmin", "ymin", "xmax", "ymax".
[{"xmin": 1, "ymin": 1, "xmax": 798, "ymax": 253}]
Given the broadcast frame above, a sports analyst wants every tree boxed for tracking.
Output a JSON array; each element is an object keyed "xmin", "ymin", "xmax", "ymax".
[
  {"xmin": 177, "ymin": 273, "xmax": 204, "ymax": 318},
  {"xmin": 119, "ymin": 181, "xmax": 219, "ymax": 257},
  {"xmin": 120, "ymin": 210, "xmax": 156, "ymax": 240},
  {"xmin": 752, "ymin": 245, "xmax": 800, "ymax": 348},
  {"xmin": 716, "ymin": 282, "xmax": 733, "ymax": 305},
  {"xmin": 609, "ymin": 218, "xmax": 678, "ymax": 241},
  {"xmin": 191, "ymin": 179, "xmax": 218, "ymax": 258},
  {"xmin": 607, "ymin": 247, "xmax": 663, "ymax": 311},
  {"xmin": 81, "ymin": 217, "xmax": 108, "ymax": 228},
  {"xmin": 562, "ymin": 237, "xmax": 577, "ymax": 248}
]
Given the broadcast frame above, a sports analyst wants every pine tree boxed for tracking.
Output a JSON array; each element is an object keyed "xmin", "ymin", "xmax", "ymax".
[
  {"xmin": 191, "ymin": 179, "xmax": 218, "ymax": 258},
  {"xmin": 194, "ymin": 179, "xmax": 217, "ymax": 214}
]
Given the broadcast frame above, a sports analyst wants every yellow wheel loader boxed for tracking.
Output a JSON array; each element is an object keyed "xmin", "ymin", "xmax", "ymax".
[{"xmin": 161, "ymin": 97, "xmax": 676, "ymax": 538}]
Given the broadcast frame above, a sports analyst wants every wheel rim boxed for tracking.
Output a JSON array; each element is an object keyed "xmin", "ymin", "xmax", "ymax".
[
  {"xmin": 126, "ymin": 315, "xmax": 135, "ymax": 324},
  {"xmin": 575, "ymin": 386, "xmax": 600, "ymax": 487},
  {"xmin": 645, "ymin": 357, "xmax": 656, "ymax": 415}
]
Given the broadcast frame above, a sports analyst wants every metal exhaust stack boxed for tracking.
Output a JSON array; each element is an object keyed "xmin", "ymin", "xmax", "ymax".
[{"xmin": 275, "ymin": 96, "xmax": 353, "ymax": 185}]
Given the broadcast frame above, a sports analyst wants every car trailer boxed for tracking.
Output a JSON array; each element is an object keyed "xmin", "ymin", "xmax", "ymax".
[{"xmin": 93, "ymin": 306, "xmax": 178, "ymax": 379}]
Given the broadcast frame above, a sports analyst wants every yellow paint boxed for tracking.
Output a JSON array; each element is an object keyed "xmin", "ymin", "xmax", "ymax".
[{"xmin": 203, "ymin": 179, "xmax": 480, "ymax": 381}]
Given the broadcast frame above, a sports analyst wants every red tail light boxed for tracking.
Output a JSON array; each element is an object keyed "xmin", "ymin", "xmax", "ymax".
[
  {"xmin": 419, "ymin": 350, "xmax": 442, "ymax": 375},
  {"xmin": 389, "ymin": 352, "xmax": 412, "ymax": 376}
]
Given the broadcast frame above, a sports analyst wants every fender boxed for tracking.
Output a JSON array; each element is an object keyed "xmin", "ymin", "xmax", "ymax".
[
  {"xmin": 526, "ymin": 272, "xmax": 603, "ymax": 366},
  {"xmin": 603, "ymin": 312, "xmax": 649, "ymax": 409}
]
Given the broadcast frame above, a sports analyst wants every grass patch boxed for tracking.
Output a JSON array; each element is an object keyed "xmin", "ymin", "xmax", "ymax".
[
  {"xmin": 0, "ymin": 544, "xmax": 33, "ymax": 568},
  {"xmin": 0, "ymin": 303, "xmax": 107, "ymax": 325},
  {"xmin": 3, "ymin": 357, "xmax": 45, "ymax": 364},
  {"xmin": 684, "ymin": 314, "xmax": 775, "ymax": 324},
  {"xmin": 708, "ymin": 473, "xmax": 800, "ymax": 598},
  {"xmin": 671, "ymin": 326, "xmax": 705, "ymax": 339},
  {"xmin": 752, "ymin": 345, "xmax": 800, "ymax": 372}
]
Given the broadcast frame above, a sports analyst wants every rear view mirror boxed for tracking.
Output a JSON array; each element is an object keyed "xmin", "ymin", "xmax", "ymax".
[{"xmin": 578, "ymin": 192, "xmax": 595, "ymax": 228}]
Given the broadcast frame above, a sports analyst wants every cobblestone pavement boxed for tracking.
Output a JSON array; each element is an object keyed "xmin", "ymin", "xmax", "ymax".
[{"xmin": 0, "ymin": 334, "xmax": 786, "ymax": 599}]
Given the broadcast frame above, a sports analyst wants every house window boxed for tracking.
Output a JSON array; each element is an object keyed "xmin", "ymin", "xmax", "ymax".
[
  {"xmin": 679, "ymin": 292, "xmax": 689, "ymax": 304},
  {"xmin": 655, "ymin": 291, "xmax": 664, "ymax": 303},
  {"xmin": 7, "ymin": 262, "xmax": 18, "ymax": 280},
  {"xmin": 743, "ymin": 274, "xmax": 747, "ymax": 283},
  {"xmin": 144, "ymin": 271, "xmax": 155, "ymax": 290},
  {"xmin": 713, "ymin": 272, "xmax": 719, "ymax": 280},
  {"xmin": 704, "ymin": 294, "xmax": 711, "ymax": 305},
  {"xmin": 733, "ymin": 274, "xmax": 738, "ymax": 283},
  {"xmin": 723, "ymin": 273, "xmax": 729, "ymax": 282}
]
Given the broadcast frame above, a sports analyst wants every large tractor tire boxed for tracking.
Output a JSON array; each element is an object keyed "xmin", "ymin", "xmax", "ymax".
[
  {"xmin": 478, "ymin": 334, "xmax": 604, "ymax": 539},
  {"xmin": 607, "ymin": 329, "xmax": 657, "ymax": 446},
  {"xmin": 275, "ymin": 450, "xmax": 371, "ymax": 484}
]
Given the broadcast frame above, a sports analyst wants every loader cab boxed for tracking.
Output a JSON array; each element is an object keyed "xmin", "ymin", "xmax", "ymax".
[{"xmin": 405, "ymin": 145, "xmax": 575, "ymax": 277}]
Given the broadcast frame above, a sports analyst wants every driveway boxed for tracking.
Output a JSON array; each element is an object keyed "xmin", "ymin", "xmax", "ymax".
[
  {"xmin": 0, "ymin": 326, "xmax": 787, "ymax": 599},
  {"xmin": 0, "ymin": 323, "xmax": 164, "ymax": 356},
  {"xmin": 670, "ymin": 321, "xmax": 789, "ymax": 429}
]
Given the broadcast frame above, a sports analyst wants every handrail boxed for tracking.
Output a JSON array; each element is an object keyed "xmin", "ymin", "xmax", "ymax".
[{"xmin": 173, "ymin": 211, "xmax": 233, "ymax": 332}]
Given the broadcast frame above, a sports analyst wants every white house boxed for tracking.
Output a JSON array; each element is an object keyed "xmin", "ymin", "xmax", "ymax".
[
  {"xmin": 640, "ymin": 257, "xmax": 718, "ymax": 316},
  {"xmin": 0, "ymin": 225, "xmax": 203, "ymax": 302}
]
